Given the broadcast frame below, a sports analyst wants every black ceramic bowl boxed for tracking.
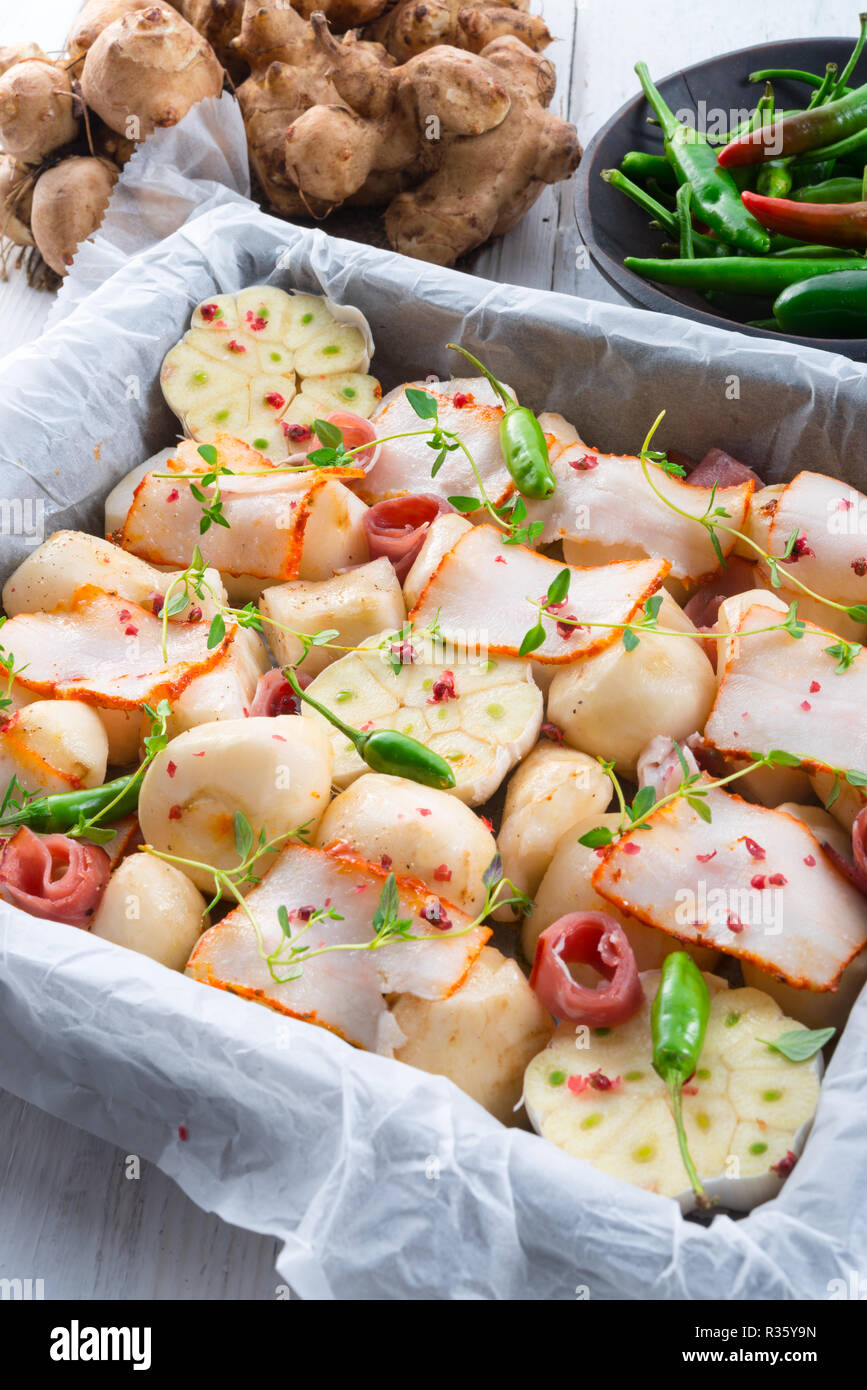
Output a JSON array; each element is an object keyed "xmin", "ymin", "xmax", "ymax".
[{"xmin": 574, "ymin": 37, "xmax": 867, "ymax": 359}]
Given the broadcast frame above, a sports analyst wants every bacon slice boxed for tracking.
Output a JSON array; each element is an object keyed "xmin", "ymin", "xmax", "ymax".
[
  {"xmin": 529, "ymin": 912, "xmax": 643, "ymax": 1026},
  {"xmin": 704, "ymin": 602, "xmax": 867, "ymax": 778},
  {"xmin": 5, "ymin": 586, "xmax": 233, "ymax": 709},
  {"xmin": 363, "ymin": 494, "xmax": 455, "ymax": 581},
  {"xmin": 362, "ymin": 382, "xmax": 514, "ymax": 507},
  {"xmin": 523, "ymin": 442, "xmax": 753, "ymax": 583},
  {"xmin": 186, "ymin": 843, "xmax": 490, "ymax": 1054},
  {"xmin": 766, "ymin": 471, "xmax": 867, "ymax": 609},
  {"xmin": 0, "ymin": 826, "xmax": 110, "ymax": 928},
  {"xmin": 409, "ymin": 523, "xmax": 669, "ymax": 664},
  {"xmin": 592, "ymin": 787, "xmax": 867, "ymax": 991}
]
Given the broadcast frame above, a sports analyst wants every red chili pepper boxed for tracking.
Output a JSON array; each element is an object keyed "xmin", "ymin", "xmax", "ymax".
[{"xmin": 741, "ymin": 190, "xmax": 867, "ymax": 249}]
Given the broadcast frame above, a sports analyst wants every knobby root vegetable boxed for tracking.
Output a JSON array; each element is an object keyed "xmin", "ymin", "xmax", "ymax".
[
  {"xmin": 160, "ymin": 284, "xmax": 380, "ymax": 458},
  {"xmin": 0, "ymin": 155, "xmax": 35, "ymax": 247},
  {"xmin": 234, "ymin": 3, "xmax": 394, "ymax": 217},
  {"xmin": 66, "ymin": 0, "xmax": 154, "ymax": 64},
  {"xmin": 30, "ymin": 156, "xmax": 118, "ymax": 276},
  {"xmin": 524, "ymin": 972, "xmax": 822, "ymax": 1212},
  {"xmin": 174, "ymin": 0, "xmax": 247, "ymax": 77},
  {"xmin": 80, "ymin": 4, "xmax": 224, "ymax": 141},
  {"xmin": 366, "ymin": 0, "xmax": 551, "ymax": 61},
  {"xmin": 91, "ymin": 853, "xmax": 210, "ymax": 970},
  {"xmin": 285, "ymin": 20, "xmax": 580, "ymax": 265},
  {"xmin": 393, "ymin": 945, "xmax": 554, "ymax": 1123},
  {"xmin": 0, "ymin": 44, "xmax": 48, "ymax": 78},
  {"xmin": 0, "ymin": 58, "xmax": 79, "ymax": 165}
]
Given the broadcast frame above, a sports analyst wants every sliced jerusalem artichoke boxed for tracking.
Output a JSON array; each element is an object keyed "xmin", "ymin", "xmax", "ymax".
[
  {"xmin": 30, "ymin": 156, "xmax": 118, "ymax": 277},
  {"xmin": 259, "ymin": 557, "xmax": 406, "ymax": 677},
  {"xmin": 160, "ymin": 285, "xmax": 379, "ymax": 460},
  {"xmin": 524, "ymin": 972, "xmax": 823, "ymax": 1212},
  {"xmin": 392, "ymin": 946, "xmax": 554, "ymax": 1124},
  {"xmin": 314, "ymin": 772, "xmax": 497, "ymax": 914},
  {"xmin": 301, "ymin": 631, "xmax": 543, "ymax": 804},
  {"xmin": 0, "ymin": 700, "xmax": 109, "ymax": 796},
  {"xmin": 493, "ymin": 744, "xmax": 613, "ymax": 921}
]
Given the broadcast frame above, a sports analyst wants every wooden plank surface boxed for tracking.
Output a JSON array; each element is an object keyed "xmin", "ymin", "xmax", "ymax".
[{"xmin": 0, "ymin": 0, "xmax": 857, "ymax": 1300}]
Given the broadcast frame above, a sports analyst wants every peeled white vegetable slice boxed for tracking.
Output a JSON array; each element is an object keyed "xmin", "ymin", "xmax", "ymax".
[
  {"xmin": 91, "ymin": 854, "xmax": 209, "ymax": 972},
  {"xmin": 138, "ymin": 715, "xmax": 333, "ymax": 895},
  {"xmin": 409, "ymin": 524, "xmax": 670, "ymax": 665},
  {"xmin": 392, "ymin": 946, "xmax": 554, "ymax": 1123},
  {"xmin": 527, "ymin": 440, "xmax": 752, "ymax": 583},
  {"xmin": 765, "ymin": 471, "xmax": 867, "ymax": 610},
  {"xmin": 2, "ymin": 530, "xmax": 168, "ymax": 617},
  {"xmin": 186, "ymin": 842, "xmax": 490, "ymax": 1054},
  {"xmin": 4, "ymin": 586, "xmax": 234, "ymax": 710},
  {"xmin": 301, "ymin": 630, "xmax": 543, "ymax": 804},
  {"xmin": 314, "ymin": 773, "xmax": 497, "ymax": 915},
  {"xmin": 259, "ymin": 558, "xmax": 406, "ymax": 677},
  {"xmin": 362, "ymin": 379, "xmax": 513, "ymax": 506},
  {"xmin": 592, "ymin": 785, "xmax": 867, "ymax": 991},
  {"xmin": 494, "ymin": 744, "xmax": 613, "ymax": 920},
  {"xmin": 524, "ymin": 972, "xmax": 822, "ymax": 1212},
  {"xmin": 160, "ymin": 286, "xmax": 378, "ymax": 461},
  {"xmin": 0, "ymin": 699, "xmax": 108, "ymax": 795},
  {"xmin": 546, "ymin": 592, "xmax": 716, "ymax": 776}
]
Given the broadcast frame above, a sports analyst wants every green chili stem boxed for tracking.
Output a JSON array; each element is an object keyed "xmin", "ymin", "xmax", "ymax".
[
  {"xmin": 832, "ymin": 14, "xmax": 867, "ymax": 99},
  {"xmin": 669, "ymin": 1072, "xmax": 709, "ymax": 1207},
  {"xmin": 446, "ymin": 342, "xmax": 515, "ymax": 411}
]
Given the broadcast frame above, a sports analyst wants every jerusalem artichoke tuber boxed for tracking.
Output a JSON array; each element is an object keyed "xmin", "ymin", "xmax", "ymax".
[
  {"xmin": 30, "ymin": 155, "xmax": 118, "ymax": 276},
  {"xmin": 366, "ymin": 0, "xmax": 550, "ymax": 61},
  {"xmin": 0, "ymin": 59, "xmax": 79, "ymax": 166},
  {"xmin": 80, "ymin": 4, "xmax": 224, "ymax": 140}
]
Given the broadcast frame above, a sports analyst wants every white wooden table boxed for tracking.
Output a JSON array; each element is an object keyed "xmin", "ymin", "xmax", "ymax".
[{"xmin": 0, "ymin": 0, "xmax": 852, "ymax": 1300}]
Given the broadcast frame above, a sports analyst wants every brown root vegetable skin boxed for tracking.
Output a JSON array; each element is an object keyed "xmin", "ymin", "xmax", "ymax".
[
  {"xmin": 0, "ymin": 155, "xmax": 35, "ymax": 247},
  {"xmin": 66, "ymin": 0, "xmax": 154, "ymax": 63},
  {"xmin": 366, "ymin": 0, "xmax": 548, "ymax": 61},
  {"xmin": 0, "ymin": 59, "xmax": 79, "ymax": 165},
  {"xmin": 175, "ymin": 0, "xmax": 248, "ymax": 78},
  {"xmin": 0, "ymin": 43, "xmax": 49, "ymax": 78},
  {"xmin": 286, "ymin": 24, "xmax": 580, "ymax": 265},
  {"xmin": 30, "ymin": 156, "xmax": 118, "ymax": 276},
  {"xmin": 80, "ymin": 4, "xmax": 224, "ymax": 140}
]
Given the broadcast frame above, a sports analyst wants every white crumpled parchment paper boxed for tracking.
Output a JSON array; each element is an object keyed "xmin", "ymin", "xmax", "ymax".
[{"xmin": 1, "ymin": 96, "xmax": 867, "ymax": 1300}]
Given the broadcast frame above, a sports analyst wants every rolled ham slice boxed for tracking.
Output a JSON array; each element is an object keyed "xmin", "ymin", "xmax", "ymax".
[
  {"xmin": 249, "ymin": 666, "xmax": 310, "ymax": 717},
  {"xmin": 0, "ymin": 826, "xmax": 110, "ymax": 928},
  {"xmin": 704, "ymin": 601, "xmax": 867, "ymax": 780},
  {"xmin": 851, "ymin": 806, "xmax": 867, "ymax": 895},
  {"xmin": 5, "ymin": 585, "xmax": 234, "ymax": 709},
  {"xmin": 323, "ymin": 411, "xmax": 378, "ymax": 470},
  {"xmin": 686, "ymin": 449, "xmax": 764, "ymax": 491},
  {"xmin": 186, "ymin": 842, "xmax": 490, "ymax": 1055},
  {"xmin": 523, "ymin": 440, "xmax": 754, "ymax": 583},
  {"xmin": 363, "ymin": 494, "xmax": 455, "ymax": 581},
  {"xmin": 592, "ymin": 786, "xmax": 867, "ymax": 991},
  {"xmin": 682, "ymin": 556, "xmax": 759, "ymax": 631},
  {"xmin": 765, "ymin": 471, "xmax": 867, "ymax": 610},
  {"xmin": 529, "ymin": 912, "xmax": 643, "ymax": 1026},
  {"xmin": 409, "ymin": 523, "xmax": 670, "ymax": 664}
]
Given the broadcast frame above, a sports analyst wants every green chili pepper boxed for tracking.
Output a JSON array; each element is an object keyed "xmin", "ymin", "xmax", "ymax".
[
  {"xmin": 624, "ymin": 253, "xmax": 866, "ymax": 294},
  {"xmin": 747, "ymin": 67, "xmax": 851, "ymax": 94},
  {"xmin": 831, "ymin": 13, "xmax": 867, "ymax": 100},
  {"xmin": 806, "ymin": 62, "xmax": 838, "ymax": 111},
  {"xmin": 284, "ymin": 667, "xmax": 456, "ymax": 790},
  {"xmin": 0, "ymin": 774, "xmax": 141, "ymax": 836},
  {"xmin": 675, "ymin": 182, "xmax": 694, "ymax": 258},
  {"xmin": 634, "ymin": 62, "xmax": 771, "ymax": 253},
  {"xmin": 791, "ymin": 176, "xmax": 863, "ymax": 202},
  {"xmin": 652, "ymin": 951, "xmax": 711, "ymax": 1208},
  {"xmin": 446, "ymin": 344, "xmax": 555, "ymax": 500},
  {"xmin": 772, "ymin": 268, "xmax": 867, "ymax": 337},
  {"xmin": 620, "ymin": 151, "xmax": 678, "ymax": 188},
  {"xmin": 601, "ymin": 170, "xmax": 731, "ymax": 256},
  {"xmin": 756, "ymin": 162, "xmax": 793, "ymax": 198}
]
